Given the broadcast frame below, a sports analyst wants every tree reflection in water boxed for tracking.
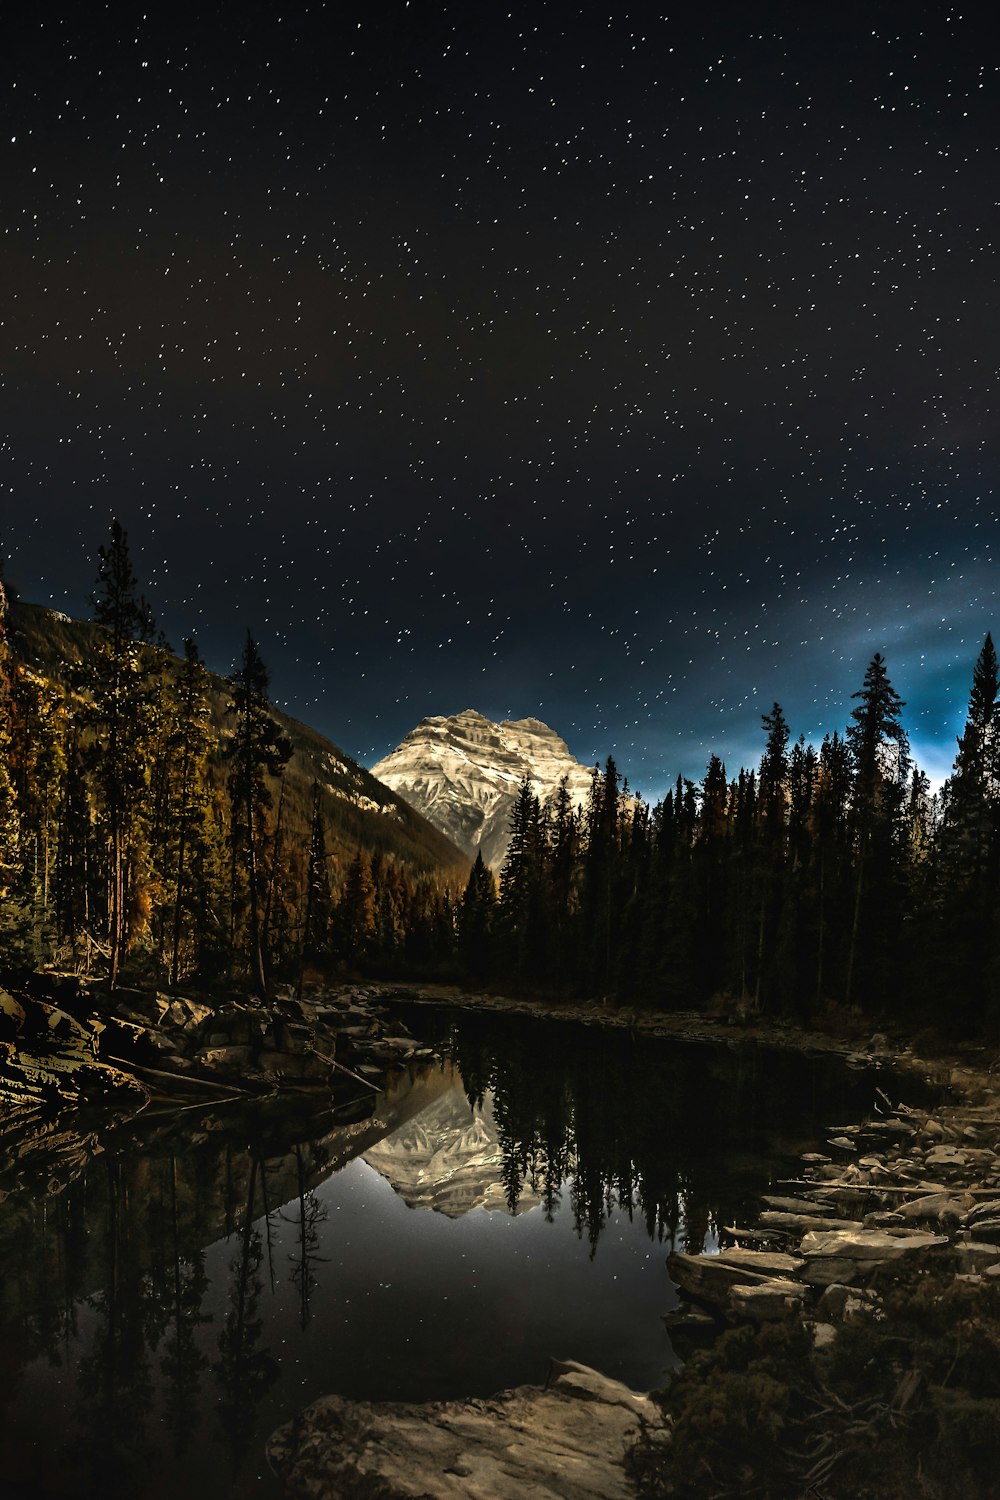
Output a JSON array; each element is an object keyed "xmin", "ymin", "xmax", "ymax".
[
  {"xmin": 0, "ymin": 1006, "xmax": 922, "ymax": 1498},
  {"xmin": 212, "ymin": 1158, "xmax": 279, "ymax": 1470}
]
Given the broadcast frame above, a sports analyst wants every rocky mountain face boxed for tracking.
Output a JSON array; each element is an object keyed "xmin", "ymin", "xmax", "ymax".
[{"xmin": 370, "ymin": 709, "xmax": 596, "ymax": 871}]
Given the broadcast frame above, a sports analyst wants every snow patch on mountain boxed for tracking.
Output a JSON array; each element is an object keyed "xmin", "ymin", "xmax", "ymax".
[{"xmin": 370, "ymin": 708, "xmax": 595, "ymax": 870}]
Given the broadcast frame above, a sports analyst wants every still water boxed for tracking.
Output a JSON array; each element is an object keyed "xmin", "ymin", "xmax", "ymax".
[{"xmin": 0, "ymin": 1005, "xmax": 920, "ymax": 1499}]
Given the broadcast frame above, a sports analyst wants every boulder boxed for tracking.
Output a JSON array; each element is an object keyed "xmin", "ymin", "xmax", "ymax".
[
  {"xmin": 798, "ymin": 1228, "xmax": 949, "ymax": 1262},
  {"xmin": 667, "ymin": 1247, "xmax": 803, "ymax": 1305},
  {"xmin": 816, "ymin": 1283, "xmax": 879, "ymax": 1323},
  {"xmin": 952, "ymin": 1242, "xmax": 1000, "ymax": 1274},
  {"xmin": 969, "ymin": 1219, "xmax": 1000, "ymax": 1241},
  {"xmin": 796, "ymin": 1227, "xmax": 948, "ymax": 1285},
  {"xmin": 728, "ymin": 1279, "xmax": 806, "ymax": 1323},
  {"xmin": 267, "ymin": 1362, "xmax": 668, "ymax": 1500},
  {"xmin": 896, "ymin": 1192, "xmax": 973, "ymax": 1224},
  {"xmin": 966, "ymin": 1198, "xmax": 1000, "ymax": 1226},
  {"xmin": 924, "ymin": 1146, "xmax": 969, "ymax": 1170}
]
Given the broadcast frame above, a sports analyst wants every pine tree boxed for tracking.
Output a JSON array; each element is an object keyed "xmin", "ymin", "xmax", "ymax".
[
  {"xmin": 459, "ymin": 850, "xmax": 497, "ymax": 979},
  {"xmin": 0, "ymin": 570, "xmax": 20, "ymax": 911},
  {"xmin": 758, "ymin": 703, "xmax": 790, "ymax": 836},
  {"xmin": 844, "ymin": 653, "xmax": 910, "ymax": 1008},
  {"xmin": 941, "ymin": 633, "xmax": 998, "ymax": 884},
  {"xmin": 751, "ymin": 703, "xmax": 790, "ymax": 1010},
  {"xmin": 298, "ymin": 780, "xmax": 334, "ymax": 994},
  {"xmin": 811, "ymin": 731, "xmax": 852, "ymax": 1004},
  {"xmin": 224, "ymin": 632, "xmax": 292, "ymax": 995},
  {"xmin": 83, "ymin": 520, "xmax": 160, "ymax": 985},
  {"xmin": 581, "ymin": 758, "xmax": 624, "ymax": 987},
  {"xmin": 338, "ymin": 850, "xmax": 377, "ymax": 965},
  {"xmin": 499, "ymin": 777, "xmax": 546, "ymax": 977},
  {"xmin": 167, "ymin": 639, "xmax": 215, "ymax": 986},
  {"xmin": 928, "ymin": 637, "xmax": 1000, "ymax": 1028}
]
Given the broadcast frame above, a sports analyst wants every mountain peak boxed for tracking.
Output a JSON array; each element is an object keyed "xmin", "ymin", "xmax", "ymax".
[{"xmin": 371, "ymin": 710, "xmax": 595, "ymax": 869}]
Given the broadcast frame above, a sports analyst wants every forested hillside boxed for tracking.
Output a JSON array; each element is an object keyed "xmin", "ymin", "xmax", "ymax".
[{"xmin": 0, "ymin": 524, "xmax": 468, "ymax": 992}]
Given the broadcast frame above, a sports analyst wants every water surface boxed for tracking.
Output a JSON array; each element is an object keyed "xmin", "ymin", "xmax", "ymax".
[{"xmin": 0, "ymin": 1004, "xmax": 920, "ymax": 1499}]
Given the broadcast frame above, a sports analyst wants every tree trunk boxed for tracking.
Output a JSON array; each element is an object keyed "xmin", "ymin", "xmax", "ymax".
[{"xmin": 845, "ymin": 839, "xmax": 866, "ymax": 1011}]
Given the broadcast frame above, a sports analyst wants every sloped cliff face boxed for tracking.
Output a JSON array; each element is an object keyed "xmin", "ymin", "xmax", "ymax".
[
  {"xmin": 363, "ymin": 1067, "xmax": 540, "ymax": 1217},
  {"xmin": 9, "ymin": 599, "xmax": 469, "ymax": 881},
  {"xmin": 370, "ymin": 709, "xmax": 595, "ymax": 870}
]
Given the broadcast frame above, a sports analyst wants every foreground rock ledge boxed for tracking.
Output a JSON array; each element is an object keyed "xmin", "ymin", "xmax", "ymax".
[{"xmin": 267, "ymin": 1361, "xmax": 668, "ymax": 1499}]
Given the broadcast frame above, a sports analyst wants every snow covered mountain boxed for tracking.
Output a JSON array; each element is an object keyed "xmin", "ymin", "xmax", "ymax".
[
  {"xmin": 363, "ymin": 1068, "xmax": 540, "ymax": 1217},
  {"xmin": 370, "ymin": 709, "xmax": 596, "ymax": 871}
]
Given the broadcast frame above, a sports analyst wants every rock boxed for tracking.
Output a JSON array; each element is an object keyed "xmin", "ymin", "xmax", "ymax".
[
  {"xmin": 828, "ymin": 1136, "xmax": 856, "ymax": 1152},
  {"xmin": 799, "ymin": 1227, "xmax": 949, "ymax": 1262},
  {"xmin": 267, "ymin": 1363, "xmax": 667, "ymax": 1500},
  {"xmin": 797, "ymin": 1227, "xmax": 948, "ymax": 1285},
  {"xmin": 761, "ymin": 1194, "xmax": 838, "ymax": 1216},
  {"xmin": 969, "ymin": 1218, "xmax": 1000, "ymax": 1241},
  {"xmin": 800, "ymin": 1152, "xmax": 832, "ymax": 1164},
  {"xmin": 195, "ymin": 1044, "xmax": 255, "ymax": 1072},
  {"xmin": 667, "ymin": 1247, "xmax": 804, "ymax": 1305},
  {"xmin": 816, "ymin": 1283, "xmax": 880, "ymax": 1323},
  {"xmin": 728, "ymin": 1279, "xmax": 806, "ymax": 1323},
  {"xmin": 952, "ymin": 1242, "xmax": 1000, "ymax": 1274},
  {"xmin": 759, "ymin": 1212, "xmax": 864, "ymax": 1233},
  {"xmin": 965, "ymin": 1198, "xmax": 1000, "ymax": 1226},
  {"xmin": 663, "ymin": 1304, "xmax": 720, "ymax": 1337},
  {"xmin": 925, "ymin": 1146, "xmax": 969, "ymax": 1169},
  {"xmin": 922, "ymin": 1118, "xmax": 946, "ymax": 1141},
  {"xmin": 163, "ymin": 998, "xmax": 213, "ymax": 1031},
  {"xmin": 896, "ymin": 1192, "xmax": 973, "ymax": 1224},
  {"xmin": 720, "ymin": 1226, "xmax": 776, "ymax": 1245},
  {"xmin": 811, "ymin": 1322, "xmax": 837, "ymax": 1350},
  {"xmin": 800, "ymin": 1256, "xmax": 864, "ymax": 1287}
]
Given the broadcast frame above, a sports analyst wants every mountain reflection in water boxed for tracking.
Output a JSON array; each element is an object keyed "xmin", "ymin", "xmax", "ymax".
[
  {"xmin": 0, "ymin": 1005, "xmax": 912, "ymax": 1500},
  {"xmin": 363, "ymin": 1070, "xmax": 542, "ymax": 1217}
]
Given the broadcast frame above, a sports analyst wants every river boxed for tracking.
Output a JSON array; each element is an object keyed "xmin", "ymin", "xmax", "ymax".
[{"xmin": 0, "ymin": 1002, "xmax": 923, "ymax": 1499}]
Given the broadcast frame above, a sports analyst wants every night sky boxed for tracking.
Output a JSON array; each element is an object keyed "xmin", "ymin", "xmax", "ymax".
[{"xmin": 3, "ymin": 3, "xmax": 997, "ymax": 800}]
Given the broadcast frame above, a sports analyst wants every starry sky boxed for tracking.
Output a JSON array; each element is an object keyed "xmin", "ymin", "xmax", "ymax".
[{"xmin": 3, "ymin": 3, "xmax": 998, "ymax": 800}]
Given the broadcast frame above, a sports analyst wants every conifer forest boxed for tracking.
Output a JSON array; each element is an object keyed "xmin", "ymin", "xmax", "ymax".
[{"xmin": 2, "ymin": 521, "xmax": 997, "ymax": 1044}]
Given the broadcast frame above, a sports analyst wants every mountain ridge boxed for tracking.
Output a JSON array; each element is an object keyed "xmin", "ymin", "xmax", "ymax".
[{"xmin": 371, "ymin": 708, "xmax": 596, "ymax": 870}]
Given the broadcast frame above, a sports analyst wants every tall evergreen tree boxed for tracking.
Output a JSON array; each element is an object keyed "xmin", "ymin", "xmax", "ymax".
[
  {"xmin": 167, "ymin": 639, "xmax": 215, "ymax": 987},
  {"xmin": 499, "ymin": 777, "xmax": 546, "ymax": 978},
  {"xmin": 928, "ymin": 637, "xmax": 1000, "ymax": 1028},
  {"xmin": 459, "ymin": 850, "xmax": 497, "ymax": 979},
  {"xmin": 941, "ymin": 633, "xmax": 999, "ymax": 883},
  {"xmin": 298, "ymin": 780, "xmax": 334, "ymax": 994},
  {"xmin": 224, "ymin": 632, "xmax": 292, "ymax": 996},
  {"xmin": 752, "ymin": 703, "xmax": 790, "ymax": 1009},
  {"xmin": 0, "ymin": 570, "xmax": 19, "ymax": 908},
  {"xmin": 84, "ymin": 520, "xmax": 160, "ymax": 986},
  {"xmin": 844, "ymin": 652, "xmax": 910, "ymax": 1008}
]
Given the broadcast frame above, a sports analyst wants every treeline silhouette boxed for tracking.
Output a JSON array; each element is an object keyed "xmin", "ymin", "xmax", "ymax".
[
  {"xmin": 1, "ymin": 520, "xmax": 997, "ymax": 1037},
  {"xmin": 473, "ymin": 641, "xmax": 1000, "ymax": 1038}
]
